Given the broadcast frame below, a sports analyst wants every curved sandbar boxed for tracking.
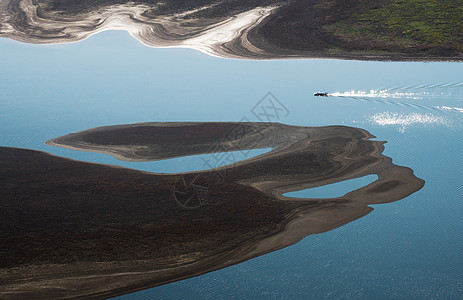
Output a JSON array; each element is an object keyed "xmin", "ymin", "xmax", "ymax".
[
  {"xmin": 47, "ymin": 122, "xmax": 424, "ymax": 205},
  {"xmin": 1, "ymin": 0, "xmax": 461, "ymax": 60},
  {"xmin": 1, "ymin": 123, "xmax": 424, "ymax": 298},
  {"xmin": 0, "ymin": 0, "xmax": 279, "ymax": 59}
]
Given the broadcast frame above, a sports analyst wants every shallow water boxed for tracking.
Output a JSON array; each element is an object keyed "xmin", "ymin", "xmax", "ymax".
[
  {"xmin": 1, "ymin": 31, "xmax": 463, "ymax": 298},
  {"xmin": 284, "ymin": 175, "xmax": 378, "ymax": 199}
]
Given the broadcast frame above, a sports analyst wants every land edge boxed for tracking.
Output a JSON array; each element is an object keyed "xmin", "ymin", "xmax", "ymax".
[
  {"xmin": 3, "ymin": 33, "xmax": 462, "ymax": 62},
  {"xmin": 82, "ymin": 203, "xmax": 373, "ymax": 299},
  {"xmin": 1, "ymin": 121, "xmax": 425, "ymax": 298},
  {"xmin": 45, "ymin": 122, "xmax": 424, "ymax": 204},
  {"xmin": 0, "ymin": 146, "xmax": 371, "ymax": 299},
  {"xmin": 0, "ymin": 0, "xmax": 461, "ymax": 62},
  {"xmin": 45, "ymin": 122, "xmax": 375, "ymax": 163}
]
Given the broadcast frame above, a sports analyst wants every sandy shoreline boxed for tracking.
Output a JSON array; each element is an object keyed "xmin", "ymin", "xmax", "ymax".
[
  {"xmin": 1, "ymin": 123, "xmax": 425, "ymax": 298},
  {"xmin": 46, "ymin": 122, "xmax": 425, "ymax": 204},
  {"xmin": 0, "ymin": 199, "xmax": 364, "ymax": 299},
  {"xmin": 0, "ymin": 0, "xmax": 278, "ymax": 59},
  {"xmin": 1, "ymin": 0, "xmax": 461, "ymax": 61}
]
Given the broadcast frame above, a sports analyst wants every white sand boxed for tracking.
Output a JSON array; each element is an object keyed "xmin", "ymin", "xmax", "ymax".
[{"xmin": 0, "ymin": 0, "xmax": 277, "ymax": 58}]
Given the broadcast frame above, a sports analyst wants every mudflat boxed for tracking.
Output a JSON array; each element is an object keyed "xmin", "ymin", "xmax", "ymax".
[
  {"xmin": 0, "ymin": 0, "xmax": 461, "ymax": 60},
  {"xmin": 1, "ymin": 123, "xmax": 424, "ymax": 298}
]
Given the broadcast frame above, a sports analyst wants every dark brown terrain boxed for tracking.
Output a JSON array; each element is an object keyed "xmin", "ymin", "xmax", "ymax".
[
  {"xmin": 0, "ymin": 0, "xmax": 461, "ymax": 60},
  {"xmin": 1, "ymin": 123, "xmax": 424, "ymax": 298}
]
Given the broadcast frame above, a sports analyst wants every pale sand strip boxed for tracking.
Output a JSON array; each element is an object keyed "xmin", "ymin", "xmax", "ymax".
[{"xmin": 0, "ymin": 0, "xmax": 278, "ymax": 59}]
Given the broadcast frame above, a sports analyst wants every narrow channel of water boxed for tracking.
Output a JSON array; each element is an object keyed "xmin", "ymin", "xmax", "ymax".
[{"xmin": 284, "ymin": 175, "xmax": 378, "ymax": 199}]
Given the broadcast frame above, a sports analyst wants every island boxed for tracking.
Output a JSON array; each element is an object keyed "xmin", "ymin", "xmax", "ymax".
[{"xmin": 0, "ymin": 122, "xmax": 424, "ymax": 298}]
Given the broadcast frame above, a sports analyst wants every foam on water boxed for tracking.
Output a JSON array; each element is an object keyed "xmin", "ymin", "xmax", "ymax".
[
  {"xmin": 330, "ymin": 82, "xmax": 463, "ymax": 101},
  {"xmin": 330, "ymin": 89, "xmax": 423, "ymax": 100},
  {"xmin": 438, "ymin": 106, "xmax": 463, "ymax": 113},
  {"xmin": 327, "ymin": 83, "xmax": 463, "ymax": 119}
]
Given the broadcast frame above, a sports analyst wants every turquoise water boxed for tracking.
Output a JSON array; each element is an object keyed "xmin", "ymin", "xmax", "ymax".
[{"xmin": 1, "ymin": 31, "xmax": 463, "ymax": 298}]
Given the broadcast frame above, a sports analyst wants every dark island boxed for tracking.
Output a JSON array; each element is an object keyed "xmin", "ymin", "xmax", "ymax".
[
  {"xmin": 0, "ymin": 0, "xmax": 461, "ymax": 60},
  {"xmin": 1, "ymin": 122, "xmax": 424, "ymax": 298}
]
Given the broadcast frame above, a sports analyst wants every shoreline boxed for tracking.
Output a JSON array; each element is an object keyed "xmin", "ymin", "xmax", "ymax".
[
  {"xmin": 2, "ymin": 29, "xmax": 462, "ymax": 62},
  {"xmin": 46, "ymin": 122, "xmax": 424, "ymax": 204},
  {"xmin": 1, "ymin": 123, "xmax": 424, "ymax": 298},
  {"xmin": 1, "ymin": 0, "xmax": 461, "ymax": 62},
  {"xmin": 1, "ymin": 200, "xmax": 366, "ymax": 300}
]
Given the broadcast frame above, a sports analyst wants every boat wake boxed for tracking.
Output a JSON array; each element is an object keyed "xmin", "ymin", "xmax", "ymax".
[
  {"xmin": 328, "ymin": 82, "xmax": 463, "ymax": 112},
  {"xmin": 330, "ymin": 90, "xmax": 422, "ymax": 99}
]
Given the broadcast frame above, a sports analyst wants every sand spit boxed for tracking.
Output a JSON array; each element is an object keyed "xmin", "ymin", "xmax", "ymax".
[
  {"xmin": 46, "ymin": 122, "xmax": 425, "ymax": 204},
  {"xmin": 0, "ymin": 0, "xmax": 278, "ymax": 59},
  {"xmin": 1, "ymin": 123, "xmax": 424, "ymax": 298}
]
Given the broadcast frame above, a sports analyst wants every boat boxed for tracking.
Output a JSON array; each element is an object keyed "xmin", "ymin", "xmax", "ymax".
[{"xmin": 314, "ymin": 92, "xmax": 328, "ymax": 97}]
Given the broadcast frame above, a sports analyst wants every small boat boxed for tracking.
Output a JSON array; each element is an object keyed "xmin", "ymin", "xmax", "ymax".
[{"xmin": 314, "ymin": 92, "xmax": 328, "ymax": 97}]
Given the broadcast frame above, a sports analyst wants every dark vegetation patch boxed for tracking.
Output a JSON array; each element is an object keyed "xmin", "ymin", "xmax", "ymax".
[
  {"xmin": 254, "ymin": 0, "xmax": 463, "ymax": 57},
  {"xmin": 329, "ymin": 0, "xmax": 463, "ymax": 55}
]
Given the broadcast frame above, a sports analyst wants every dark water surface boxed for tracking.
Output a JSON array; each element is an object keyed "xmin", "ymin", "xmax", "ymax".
[{"xmin": 1, "ymin": 31, "xmax": 462, "ymax": 298}]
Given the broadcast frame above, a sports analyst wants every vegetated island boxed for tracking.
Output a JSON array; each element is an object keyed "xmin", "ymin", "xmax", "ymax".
[
  {"xmin": 1, "ymin": 122, "xmax": 424, "ymax": 299},
  {"xmin": 0, "ymin": 0, "xmax": 461, "ymax": 60}
]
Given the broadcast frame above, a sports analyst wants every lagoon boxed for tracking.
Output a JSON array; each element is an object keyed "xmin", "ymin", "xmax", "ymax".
[
  {"xmin": 1, "ymin": 30, "xmax": 463, "ymax": 298},
  {"xmin": 284, "ymin": 175, "xmax": 379, "ymax": 199}
]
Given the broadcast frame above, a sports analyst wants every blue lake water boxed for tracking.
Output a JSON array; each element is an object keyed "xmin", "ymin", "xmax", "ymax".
[
  {"xmin": 1, "ymin": 31, "xmax": 463, "ymax": 298},
  {"xmin": 284, "ymin": 175, "xmax": 378, "ymax": 199}
]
